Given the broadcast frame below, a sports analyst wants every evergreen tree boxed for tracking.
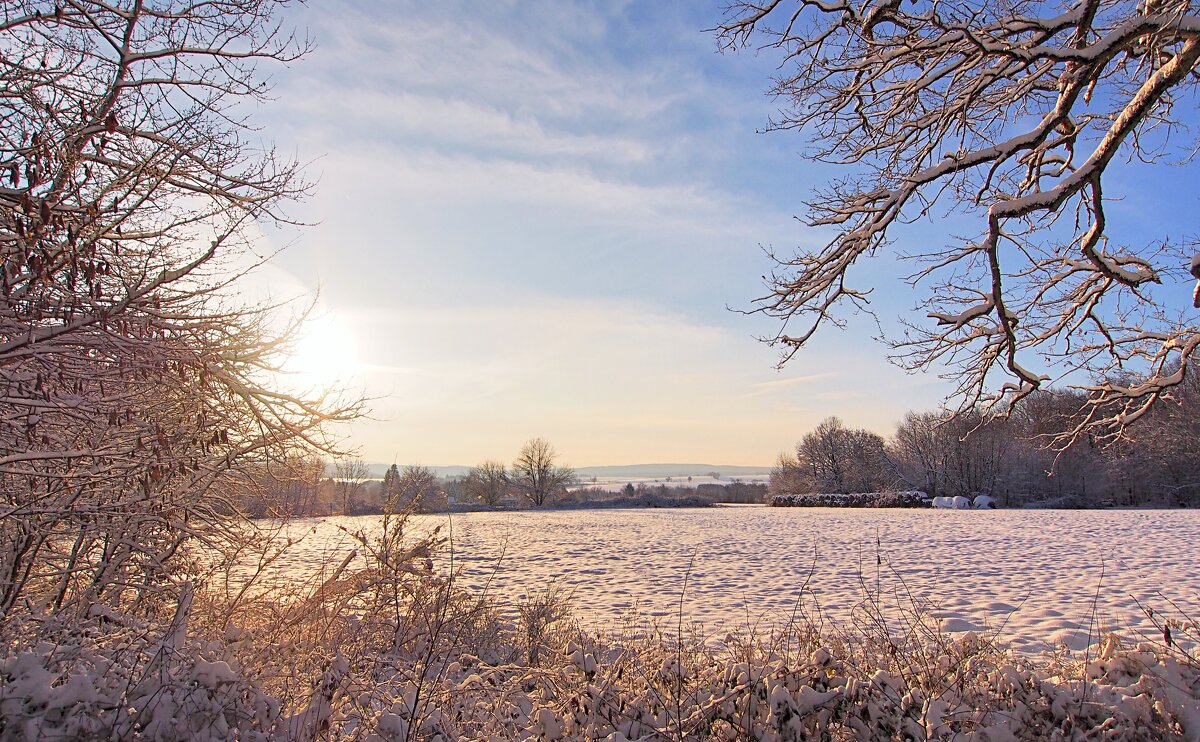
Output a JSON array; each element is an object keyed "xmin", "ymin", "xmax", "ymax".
[{"xmin": 381, "ymin": 464, "xmax": 402, "ymax": 504}]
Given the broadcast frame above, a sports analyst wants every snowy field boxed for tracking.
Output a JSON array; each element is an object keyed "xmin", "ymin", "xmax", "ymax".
[{"xmin": 266, "ymin": 506, "xmax": 1200, "ymax": 656}]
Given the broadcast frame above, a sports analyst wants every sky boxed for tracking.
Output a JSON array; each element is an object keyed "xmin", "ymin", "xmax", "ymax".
[{"xmin": 238, "ymin": 1, "xmax": 1051, "ymax": 467}]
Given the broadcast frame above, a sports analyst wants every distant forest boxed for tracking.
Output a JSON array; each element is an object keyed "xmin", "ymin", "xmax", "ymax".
[
  {"xmin": 238, "ymin": 463, "xmax": 767, "ymax": 517},
  {"xmin": 772, "ymin": 379, "xmax": 1200, "ymax": 507}
]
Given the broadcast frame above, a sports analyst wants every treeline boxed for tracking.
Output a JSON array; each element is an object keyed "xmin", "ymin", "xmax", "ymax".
[
  {"xmin": 239, "ymin": 461, "xmax": 512, "ymax": 518},
  {"xmin": 773, "ymin": 380, "xmax": 1200, "ymax": 507},
  {"xmin": 242, "ymin": 437, "xmax": 587, "ymax": 516},
  {"xmin": 570, "ymin": 480, "xmax": 768, "ymax": 506},
  {"xmin": 242, "ymin": 453, "xmax": 771, "ymax": 517}
]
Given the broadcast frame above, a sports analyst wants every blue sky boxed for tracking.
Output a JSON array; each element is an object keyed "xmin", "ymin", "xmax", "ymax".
[{"xmin": 244, "ymin": 1, "xmax": 1015, "ymax": 466}]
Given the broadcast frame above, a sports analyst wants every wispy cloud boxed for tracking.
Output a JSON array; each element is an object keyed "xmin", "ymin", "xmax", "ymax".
[
  {"xmin": 333, "ymin": 296, "xmax": 809, "ymax": 463},
  {"xmin": 738, "ymin": 372, "xmax": 840, "ymax": 398},
  {"xmin": 284, "ymin": 89, "xmax": 655, "ymax": 165},
  {"xmin": 248, "ymin": 1, "xmax": 947, "ymax": 465},
  {"xmin": 302, "ymin": 294, "xmax": 932, "ymax": 464},
  {"xmin": 305, "ymin": 147, "xmax": 751, "ymax": 231},
  {"xmin": 294, "ymin": 3, "xmax": 693, "ymax": 124},
  {"xmin": 268, "ymin": 1, "xmax": 798, "ymax": 300}
]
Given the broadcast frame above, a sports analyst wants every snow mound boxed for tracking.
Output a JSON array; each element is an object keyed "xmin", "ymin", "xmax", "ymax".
[{"xmin": 931, "ymin": 495, "xmax": 996, "ymax": 509}]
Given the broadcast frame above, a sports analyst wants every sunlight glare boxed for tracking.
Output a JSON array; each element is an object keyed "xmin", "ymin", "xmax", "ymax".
[{"xmin": 283, "ymin": 313, "xmax": 360, "ymax": 388}]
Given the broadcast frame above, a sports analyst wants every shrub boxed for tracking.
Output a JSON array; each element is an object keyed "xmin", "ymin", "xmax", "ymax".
[{"xmin": 4, "ymin": 509, "xmax": 1198, "ymax": 740}]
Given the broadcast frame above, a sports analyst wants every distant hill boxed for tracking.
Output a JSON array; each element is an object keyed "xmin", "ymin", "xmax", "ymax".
[
  {"xmin": 359, "ymin": 463, "xmax": 770, "ymax": 479},
  {"xmin": 362, "ymin": 464, "xmax": 471, "ymax": 479},
  {"xmin": 573, "ymin": 464, "xmax": 770, "ymax": 478}
]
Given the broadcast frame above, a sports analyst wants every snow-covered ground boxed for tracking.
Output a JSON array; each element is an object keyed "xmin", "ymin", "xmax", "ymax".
[{"xmin": 267, "ymin": 506, "xmax": 1199, "ymax": 656}]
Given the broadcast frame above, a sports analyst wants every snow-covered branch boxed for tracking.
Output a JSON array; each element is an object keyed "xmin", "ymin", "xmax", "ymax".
[
  {"xmin": 0, "ymin": 1, "xmax": 357, "ymax": 619},
  {"xmin": 720, "ymin": 0, "xmax": 1200, "ymax": 445}
]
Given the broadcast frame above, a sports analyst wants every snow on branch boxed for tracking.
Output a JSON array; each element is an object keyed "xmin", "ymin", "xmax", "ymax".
[
  {"xmin": 719, "ymin": 0, "xmax": 1200, "ymax": 445},
  {"xmin": 0, "ymin": 1, "xmax": 358, "ymax": 618}
]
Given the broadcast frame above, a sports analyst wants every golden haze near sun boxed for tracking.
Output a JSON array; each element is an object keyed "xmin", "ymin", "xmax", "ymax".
[{"xmin": 280, "ymin": 313, "xmax": 360, "ymax": 389}]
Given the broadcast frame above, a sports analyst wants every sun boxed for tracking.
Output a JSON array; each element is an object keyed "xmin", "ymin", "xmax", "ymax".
[{"xmin": 282, "ymin": 313, "xmax": 360, "ymax": 388}]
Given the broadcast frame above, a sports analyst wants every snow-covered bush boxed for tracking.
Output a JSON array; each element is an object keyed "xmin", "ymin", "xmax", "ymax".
[
  {"xmin": 238, "ymin": 513, "xmax": 1200, "ymax": 740},
  {"xmin": 5, "ymin": 506, "xmax": 1199, "ymax": 740},
  {"xmin": 338, "ymin": 614, "xmax": 1200, "ymax": 740},
  {"xmin": 0, "ymin": 584, "xmax": 285, "ymax": 741}
]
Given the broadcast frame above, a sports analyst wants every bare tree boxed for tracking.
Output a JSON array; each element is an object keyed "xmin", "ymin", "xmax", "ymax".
[
  {"xmin": 511, "ymin": 438, "xmax": 575, "ymax": 507},
  {"xmin": 1008, "ymin": 389, "xmax": 1106, "ymax": 504},
  {"xmin": 778, "ymin": 417, "xmax": 891, "ymax": 493},
  {"xmin": 769, "ymin": 451, "xmax": 812, "ymax": 494},
  {"xmin": 1098, "ymin": 360, "xmax": 1200, "ymax": 504},
  {"xmin": 393, "ymin": 464, "xmax": 442, "ymax": 512},
  {"xmin": 888, "ymin": 412, "xmax": 952, "ymax": 499},
  {"xmin": 334, "ymin": 459, "xmax": 370, "ymax": 516},
  {"xmin": 244, "ymin": 453, "xmax": 327, "ymax": 517},
  {"xmin": 889, "ymin": 410, "xmax": 1015, "ymax": 499},
  {"xmin": 719, "ymin": 0, "xmax": 1200, "ymax": 447},
  {"xmin": 464, "ymin": 459, "xmax": 510, "ymax": 506},
  {"xmin": 0, "ymin": 2, "xmax": 358, "ymax": 617}
]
